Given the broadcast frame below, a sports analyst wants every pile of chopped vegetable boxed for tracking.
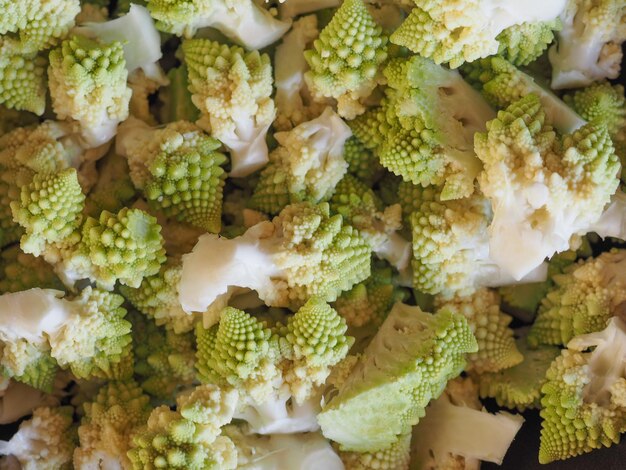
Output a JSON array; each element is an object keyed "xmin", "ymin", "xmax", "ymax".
[{"xmin": 0, "ymin": 0, "xmax": 625, "ymax": 469}]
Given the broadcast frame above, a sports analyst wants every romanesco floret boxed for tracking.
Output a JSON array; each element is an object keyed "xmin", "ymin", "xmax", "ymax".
[
  {"xmin": 334, "ymin": 261, "xmax": 408, "ymax": 327},
  {"xmin": 0, "ymin": 245, "xmax": 63, "ymax": 294},
  {"xmin": 0, "ymin": 53, "xmax": 48, "ymax": 115},
  {"xmin": 496, "ymin": 19, "xmax": 562, "ymax": 66},
  {"xmin": 303, "ymin": 0, "xmax": 388, "ymax": 119},
  {"xmin": 529, "ymin": 249, "xmax": 626, "ymax": 347},
  {"xmin": 461, "ymin": 56, "xmax": 586, "ymax": 133},
  {"xmin": 548, "ymin": 0, "xmax": 626, "ymax": 89},
  {"xmin": 73, "ymin": 207, "xmax": 166, "ymax": 289},
  {"xmin": 435, "ymin": 289, "xmax": 523, "ymax": 374},
  {"xmin": 146, "ymin": 0, "xmax": 290, "ymax": 49},
  {"xmin": 47, "ymin": 286, "xmax": 132, "ymax": 380},
  {"xmin": 329, "ymin": 174, "xmax": 409, "ymax": 271},
  {"xmin": 73, "ymin": 379, "xmax": 151, "ymax": 470},
  {"xmin": 177, "ymin": 384, "xmax": 239, "ymax": 439},
  {"xmin": 0, "ymin": 339, "xmax": 58, "ymax": 393},
  {"xmin": 340, "ymin": 432, "xmax": 410, "ymax": 470},
  {"xmin": 117, "ymin": 118, "xmax": 228, "ymax": 233},
  {"xmin": 411, "ymin": 377, "xmax": 524, "ymax": 469},
  {"xmin": 250, "ymin": 107, "xmax": 351, "ymax": 215},
  {"xmin": 180, "ymin": 201, "xmax": 371, "ymax": 315},
  {"xmin": 273, "ymin": 14, "xmax": 326, "ymax": 132},
  {"xmin": 390, "ymin": 0, "xmax": 567, "ymax": 68},
  {"xmin": 120, "ymin": 259, "xmax": 198, "ymax": 334},
  {"xmin": 342, "ymin": 136, "xmax": 383, "ymax": 186},
  {"xmin": 182, "ymin": 38, "xmax": 276, "ymax": 178},
  {"xmin": 0, "ymin": 406, "xmax": 76, "ymax": 470},
  {"xmin": 130, "ymin": 311, "xmax": 196, "ymax": 399},
  {"xmin": 10, "ymin": 168, "xmax": 85, "ymax": 257},
  {"xmin": 538, "ymin": 317, "xmax": 626, "ymax": 463},
  {"xmin": 478, "ymin": 336, "xmax": 561, "ymax": 411},
  {"xmin": 475, "ymin": 94, "xmax": 620, "ymax": 280},
  {"xmin": 48, "ymin": 34, "xmax": 132, "ymax": 147},
  {"xmin": 318, "ymin": 303, "xmax": 478, "ymax": 452},
  {"xmin": 127, "ymin": 404, "xmax": 237, "ymax": 470},
  {"xmin": 351, "ymin": 56, "xmax": 494, "ymax": 200}
]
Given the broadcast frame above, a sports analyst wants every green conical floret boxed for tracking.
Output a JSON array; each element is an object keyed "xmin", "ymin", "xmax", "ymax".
[
  {"xmin": 48, "ymin": 286, "xmax": 132, "ymax": 380},
  {"xmin": 0, "ymin": 52, "xmax": 47, "ymax": 115},
  {"xmin": 120, "ymin": 259, "xmax": 197, "ymax": 334},
  {"xmin": 389, "ymin": 1, "xmax": 564, "ymax": 68},
  {"xmin": 117, "ymin": 118, "xmax": 228, "ymax": 233},
  {"xmin": 318, "ymin": 303, "xmax": 477, "ymax": 452},
  {"xmin": 478, "ymin": 336, "xmax": 560, "ymax": 412},
  {"xmin": 303, "ymin": 0, "xmax": 388, "ymax": 118},
  {"xmin": 461, "ymin": 56, "xmax": 585, "ymax": 133},
  {"xmin": 529, "ymin": 250, "xmax": 626, "ymax": 348},
  {"xmin": 131, "ymin": 311, "xmax": 196, "ymax": 400},
  {"xmin": 127, "ymin": 405, "xmax": 237, "ymax": 470},
  {"xmin": 475, "ymin": 94, "xmax": 620, "ymax": 281},
  {"xmin": 0, "ymin": 0, "xmax": 80, "ymax": 54},
  {"xmin": 538, "ymin": 318, "xmax": 626, "ymax": 463},
  {"xmin": 340, "ymin": 432, "xmax": 411, "ymax": 470},
  {"xmin": 334, "ymin": 262, "xmax": 408, "ymax": 328},
  {"xmin": 74, "ymin": 379, "xmax": 152, "ymax": 470},
  {"xmin": 0, "ymin": 340, "xmax": 59, "ymax": 392},
  {"xmin": 249, "ymin": 108, "xmax": 350, "ymax": 215},
  {"xmin": 564, "ymin": 81, "xmax": 626, "ymax": 175},
  {"xmin": 48, "ymin": 34, "xmax": 131, "ymax": 146},
  {"xmin": 496, "ymin": 20, "xmax": 561, "ymax": 66},
  {"xmin": 10, "ymin": 168, "xmax": 85, "ymax": 257},
  {"xmin": 350, "ymin": 56, "xmax": 493, "ymax": 200},
  {"xmin": 195, "ymin": 307, "xmax": 280, "ymax": 400},
  {"xmin": 435, "ymin": 289, "xmax": 522, "ymax": 374},
  {"xmin": 280, "ymin": 297, "xmax": 354, "ymax": 403},
  {"xmin": 0, "ymin": 245, "xmax": 63, "ymax": 293},
  {"xmin": 179, "ymin": 201, "xmax": 372, "ymax": 314},
  {"xmin": 342, "ymin": 136, "xmax": 383, "ymax": 185},
  {"xmin": 78, "ymin": 207, "xmax": 166, "ymax": 289}
]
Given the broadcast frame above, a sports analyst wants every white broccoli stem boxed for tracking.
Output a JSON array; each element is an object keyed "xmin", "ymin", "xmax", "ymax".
[
  {"xmin": 278, "ymin": 0, "xmax": 341, "ymax": 20},
  {"xmin": 567, "ymin": 317, "xmax": 626, "ymax": 406},
  {"xmin": 549, "ymin": 1, "xmax": 622, "ymax": 89},
  {"xmin": 235, "ymin": 394, "xmax": 321, "ymax": 435},
  {"xmin": 179, "ymin": 222, "xmax": 283, "ymax": 313},
  {"xmin": 74, "ymin": 5, "xmax": 167, "ymax": 83},
  {"xmin": 274, "ymin": 15, "xmax": 319, "ymax": 125},
  {"xmin": 373, "ymin": 232, "xmax": 411, "ymax": 272},
  {"xmin": 265, "ymin": 434, "xmax": 344, "ymax": 469},
  {"xmin": 221, "ymin": 117, "xmax": 273, "ymax": 178},
  {"xmin": 412, "ymin": 393, "xmax": 524, "ymax": 466},
  {"xmin": 0, "ymin": 290, "xmax": 73, "ymax": 344},
  {"xmin": 588, "ymin": 191, "xmax": 626, "ymax": 241},
  {"xmin": 476, "ymin": 261, "xmax": 549, "ymax": 289},
  {"xmin": 210, "ymin": 1, "xmax": 291, "ymax": 50}
]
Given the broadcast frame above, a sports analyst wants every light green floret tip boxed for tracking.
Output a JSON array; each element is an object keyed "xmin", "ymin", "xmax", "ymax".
[
  {"xmin": 342, "ymin": 136, "xmax": 383, "ymax": 185},
  {"xmin": 0, "ymin": 53, "xmax": 48, "ymax": 115},
  {"xmin": 0, "ymin": 245, "xmax": 63, "ymax": 293},
  {"xmin": 127, "ymin": 405, "xmax": 237, "ymax": 470},
  {"xmin": 435, "ymin": 289, "xmax": 523, "ymax": 374},
  {"xmin": 318, "ymin": 303, "xmax": 477, "ymax": 452},
  {"xmin": 48, "ymin": 286, "xmax": 133, "ymax": 380},
  {"xmin": 10, "ymin": 168, "xmax": 85, "ymax": 257},
  {"xmin": 144, "ymin": 127, "xmax": 228, "ymax": 233},
  {"xmin": 79, "ymin": 207, "xmax": 166, "ymax": 289},
  {"xmin": 131, "ymin": 311, "xmax": 196, "ymax": 399},
  {"xmin": 195, "ymin": 307, "xmax": 279, "ymax": 398},
  {"xmin": 340, "ymin": 432, "xmax": 411, "ymax": 470},
  {"xmin": 496, "ymin": 19, "xmax": 561, "ymax": 66},
  {"xmin": 303, "ymin": 0, "xmax": 388, "ymax": 119},
  {"xmin": 280, "ymin": 297, "xmax": 354, "ymax": 403},
  {"xmin": 48, "ymin": 34, "xmax": 131, "ymax": 146},
  {"xmin": 0, "ymin": 0, "xmax": 80, "ymax": 54},
  {"xmin": 177, "ymin": 384, "xmax": 239, "ymax": 440},
  {"xmin": 478, "ymin": 337, "xmax": 560, "ymax": 412},
  {"xmin": 74, "ymin": 379, "xmax": 152, "ymax": 470},
  {"xmin": 120, "ymin": 260, "xmax": 197, "ymax": 334},
  {"xmin": 529, "ymin": 250, "xmax": 626, "ymax": 348},
  {"xmin": 538, "ymin": 318, "xmax": 626, "ymax": 464},
  {"xmin": 0, "ymin": 340, "xmax": 59, "ymax": 392}
]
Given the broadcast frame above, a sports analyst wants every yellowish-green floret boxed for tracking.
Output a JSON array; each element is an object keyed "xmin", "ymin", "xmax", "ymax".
[
  {"xmin": 340, "ymin": 432, "xmax": 411, "ymax": 470},
  {"xmin": 0, "ymin": 53, "xmax": 48, "ymax": 115},
  {"xmin": 303, "ymin": 0, "xmax": 388, "ymax": 119},
  {"xmin": 496, "ymin": 20, "xmax": 561, "ymax": 66}
]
